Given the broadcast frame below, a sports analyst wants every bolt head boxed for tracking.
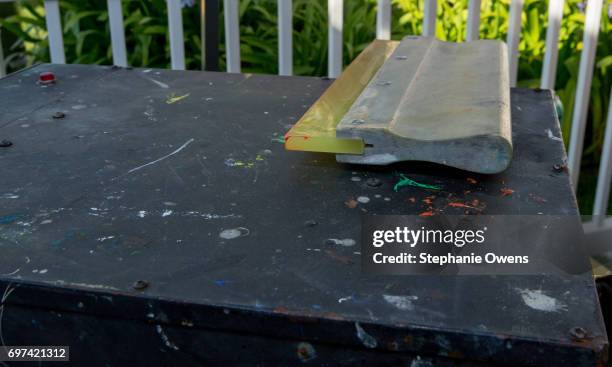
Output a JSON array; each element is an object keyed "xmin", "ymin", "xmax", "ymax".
[
  {"xmin": 366, "ymin": 178, "xmax": 382, "ymax": 187},
  {"xmin": 569, "ymin": 326, "xmax": 588, "ymax": 340},
  {"xmin": 132, "ymin": 280, "xmax": 149, "ymax": 290},
  {"xmin": 553, "ymin": 163, "xmax": 567, "ymax": 173},
  {"xmin": 0, "ymin": 140, "xmax": 12, "ymax": 147}
]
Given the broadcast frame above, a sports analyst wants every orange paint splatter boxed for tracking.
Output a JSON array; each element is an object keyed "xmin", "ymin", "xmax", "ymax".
[
  {"xmin": 422, "ymin": 195, "xmax": 436, "ymax": 206},
  {"xmin": 408, "ymin": 197, "xmax": 416, "ymax": 203},
  {"xmin": 345, "ymin": 198, "xmax": 358, "ymax": 209},
  {"xmin": 467, "ymin": 177, "xmax": 478, "ymax": 184},
  {"xmin": 500, "ymin": 188, "xmax": 514, "ymax": 197},
  {"xmin": 325, "ymin": 250, "xmax": 354, "ymax": 265},
  {"xmin": 419, "ymin": 210, "xmax": 435, "ymax": 217}
]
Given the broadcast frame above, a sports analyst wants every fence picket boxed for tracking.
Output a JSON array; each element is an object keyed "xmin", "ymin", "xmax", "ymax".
[
  {"xmin": 278, "ymin": 0, "xmax": 293, "ymax": 75},
  {"xmin": 422, "ymin": 0, "xmax": 437, "ymax": 37},
  {"xmin": 328, "ymin": 0, "xmax": 343, "ymax": 78},
  {"xmin": 167, "ymin": 0, "xmax": 186, "ymax": 70},
  {"xmin": 506, "ymin": 0, "xmax": 524, "ymax": 87},
  {"xmin": 568, "ymin": 0, "xmax": 604, "ymax": 188},
  {"xmin": 541, "ymin": 0, "xmax": 564, "ymax": 90},
  {"xmin": 0, "ymin": 29, "xmax": 5, "ymax": 77},
  {"xmin": 466, "ymin": 0, "xmax": 481, "ymax": 41},
  {"xmin": 376, "ymin": 0, "xmax": 391, "ymax": 40},
  {"xmin": 44, "ymin": 0, "xmax": 66, "ymax": 64},
  {"xmin": 593, "ymin": 92, "xmax": 612, "ymax": 225},
  {"xmin": 224, "ymin": 0, "xmax": 240, "ymax": 73},
  {"xmin": 107, "ymin": 0, "xmax": 128, "ymax": 67}
]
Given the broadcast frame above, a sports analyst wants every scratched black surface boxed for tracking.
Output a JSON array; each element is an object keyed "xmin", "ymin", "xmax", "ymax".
[{"xmin": 0, "ymin": 64, "xmax": 606, "ymax": 366}]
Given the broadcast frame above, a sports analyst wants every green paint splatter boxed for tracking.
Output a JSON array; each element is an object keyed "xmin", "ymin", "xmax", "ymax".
[
  {"xmin": 393, "ymin": 174, "xmax": 441, "ymax": 192},
  {"xmin": 271, "ymin": 136, "xmax": 286, "ymax": 144},
  {"xmin": 225, "ymin": 157, "xmax": 258, "ymax": 168}
]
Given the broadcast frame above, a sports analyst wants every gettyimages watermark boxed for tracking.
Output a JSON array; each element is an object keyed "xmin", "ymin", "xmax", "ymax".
[{"xmin": 361, "ymin": 215, "xmax": 592, "ymax": 275}]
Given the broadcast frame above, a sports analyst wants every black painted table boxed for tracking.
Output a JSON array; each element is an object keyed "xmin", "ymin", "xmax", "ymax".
[{"xmin": 0, "ymin": 64, "xmax": 607, "ymax": 366}]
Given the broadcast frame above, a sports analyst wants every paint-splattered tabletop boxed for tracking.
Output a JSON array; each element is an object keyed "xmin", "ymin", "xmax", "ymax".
[{"xmin": 0, "ymin": 64, "xmax": 606, "ymax": 366}]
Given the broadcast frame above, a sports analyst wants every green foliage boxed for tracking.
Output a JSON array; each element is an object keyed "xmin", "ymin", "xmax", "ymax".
[{"xmin": 0, "ymin": 0, "xmax": 611, "ymax": 212}]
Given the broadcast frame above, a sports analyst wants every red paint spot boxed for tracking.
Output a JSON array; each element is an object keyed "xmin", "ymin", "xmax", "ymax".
[
  {"xmin": 39, "ymin": 71, "xmax": 56, "ymax": 85},
  {"xmin": 419, "ymin": 210, "xmax": 435, "ymax": 217},
  {"xmin": 500, "ymin": 188, "xmax": 514, "ymax": 197}
]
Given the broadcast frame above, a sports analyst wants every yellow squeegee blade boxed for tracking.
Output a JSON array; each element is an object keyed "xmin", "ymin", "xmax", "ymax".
[{"xmin": 284, "ymin": 40, "xmax": 399, "ymax": 154}]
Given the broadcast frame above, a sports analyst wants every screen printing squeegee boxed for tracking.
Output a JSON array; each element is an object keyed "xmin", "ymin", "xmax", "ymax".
[{"xmin": 284, "ymin": 36, "xmax": 513, "ymax": 174}]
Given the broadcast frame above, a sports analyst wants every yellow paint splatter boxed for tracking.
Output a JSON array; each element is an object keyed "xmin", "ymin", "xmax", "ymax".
[{"xmin": 166, "ymin": 93, "xmax": 190, "ymax": 104}]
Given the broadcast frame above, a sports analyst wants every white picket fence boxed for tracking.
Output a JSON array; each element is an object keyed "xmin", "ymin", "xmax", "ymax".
[{"xmin": 0, "ymin": 0, "xmax": 610, "ymax": 251}]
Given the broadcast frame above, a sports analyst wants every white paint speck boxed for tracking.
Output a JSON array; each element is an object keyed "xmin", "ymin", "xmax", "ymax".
[
  {"xmin": 161, "ymin": 210, "xmax": 173, "ymax": 217},
  {"xmin": 71, "ymin": 104, "xmax": 87, "ymax": 110},
  {"xmin": 517, "ymin": 288, "xmax": 567, "ymax": 312},
  {"xmin": 219, "ymin": 227, "xmax": 250, "ymax": 240},
  {"xmin": 145, "ymin": 77, "xmax": 169, "ymax": 89},
  {"xmin": 1, "ymin": 193, "xmax": 19, "ymax": 199},
  {"xmin": 546, "ymin": 128, "xmax": 563, "ymax": 142},
  {"xmin": 383, "ymin": 294, "xmax": 418, "ymax": 311},
  {"xmin": 410, "ymin": 356, "xmax": 433, "ymax": 367},
  {"xmin": 357, "ymin": 196, "xmax": 370, "ymax": 204},
  {"xmin": 350, "ymin": 176, "xmax": 361, "ymax": 182},
  {"xmin": 137, "ymin": 211, "xmax": 147, "ymax": 218},
  {"xmin": 327, "ymin": 238, "xmax": 356, "ymax": 247},
  {"xmin": 355, "ymin": 322, "xmax": 377, "ymax": 348},
  {"xmin": 156, "ymin": 325, "xmax": 179, "ymax": 350}
]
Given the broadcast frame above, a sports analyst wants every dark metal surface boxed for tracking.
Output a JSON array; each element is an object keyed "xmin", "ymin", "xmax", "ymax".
[
  {"xmin": 204, "ymin": 0, "xmax": 220, "ymax": 71},
  {"xmin": 0, "ymin": 64, "xmax": 607, "ymax": 366}
]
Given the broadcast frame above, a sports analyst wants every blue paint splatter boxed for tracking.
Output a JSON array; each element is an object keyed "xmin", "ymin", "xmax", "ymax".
[
  {"xmin": 50, "ymin": 239, "xmax": 63, "ymax": 247},
  {"xmin": 0, "ymin": 214, "xmax": 24, "ymax": 224},
  {"xmin": 214, "ymin": 280, "xmax": 228, "ymax": 286}
]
